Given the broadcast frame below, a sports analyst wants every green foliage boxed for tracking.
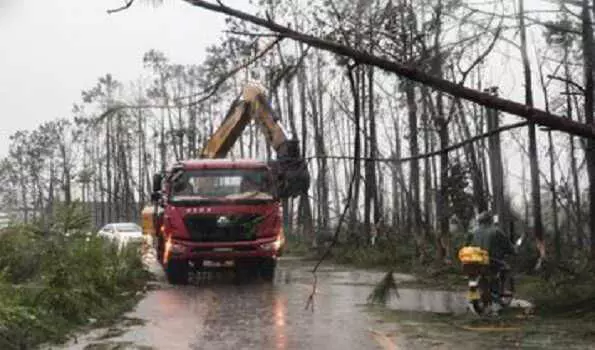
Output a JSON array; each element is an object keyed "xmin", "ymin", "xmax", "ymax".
[
  {"xmin": 0, "ymin": 204, "xmax": 149, "ymax": 349},
  {"xmin": 49, "ymin": 201, "xmax": 92, "ymax": 234}
]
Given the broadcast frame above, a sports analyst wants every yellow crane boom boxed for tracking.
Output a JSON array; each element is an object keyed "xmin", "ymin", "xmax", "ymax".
[{"xmin": 200, "ymin": 82, "xmax": 309, "ymax": 198}]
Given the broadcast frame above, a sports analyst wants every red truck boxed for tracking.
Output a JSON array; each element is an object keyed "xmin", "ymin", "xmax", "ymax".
[{"xmin": 144, "ymin": 83, "xmax": 309, "ymax": 284}]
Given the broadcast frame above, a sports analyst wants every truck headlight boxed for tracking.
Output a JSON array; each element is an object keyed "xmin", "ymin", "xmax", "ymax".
[
  {"xmin": 260, "ymin": 236, "xmax": 283, "ymax": 251},
  {"xmin": 170, "ymin": 242, "xmax": 186, "ymax": 254}
]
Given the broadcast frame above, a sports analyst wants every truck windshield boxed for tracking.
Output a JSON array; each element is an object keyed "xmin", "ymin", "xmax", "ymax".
[{"xmin": 170, "ymin": 168, "xmax": 273, "ymax": 200}]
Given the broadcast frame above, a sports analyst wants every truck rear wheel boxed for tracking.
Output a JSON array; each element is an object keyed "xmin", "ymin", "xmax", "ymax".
[
  {"xmin": 259, "ymin": 258, "xmax": 276, "ymax": 282},
  {"xmin": 166, "ymin": 259, "xmax": 189, "ymax": 285}
]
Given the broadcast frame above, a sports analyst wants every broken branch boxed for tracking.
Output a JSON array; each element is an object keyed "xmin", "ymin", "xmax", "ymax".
[
  {"xmin": 306, "ymin": 121, "xmax": 529, "ymax": 164},
  {"xmin": 107, "ymin": 0, "xmax": 135, "ymax": 14}
]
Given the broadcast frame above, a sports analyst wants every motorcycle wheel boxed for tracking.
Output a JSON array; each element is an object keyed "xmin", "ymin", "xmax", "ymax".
[{"xmin": 468, "ymin": 276, "xmax": 492, "ymax": 316}]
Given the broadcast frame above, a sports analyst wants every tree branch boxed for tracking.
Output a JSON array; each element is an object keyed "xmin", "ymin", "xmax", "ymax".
[
  {"xmin": 548, "ymin": 74, "xmax": 586, "ymax": 93},
  {"xmin": 175, "ymin": 36, "xmax": 283, "ymax": 103},
  {"xmin": 93, "ymin": 37, "xmax": 285, "ymax": 125},
  {"xmin": 306, "ymin": 121, "xmax": 529, "ymax": 164},
  {"xmin": 183, "ymin": 0, "xmax": 595, "ymax": 139},
  {"xmin": 225, "ymin": 30, "xmax": 280, "ymax": 38},
  {"xmin": 107, "ymin": 0, "xmax": 135, "ymax": 14},
  {"xmin": 457, "ymin": 26, "xmax": 502, "ymax": 84}
]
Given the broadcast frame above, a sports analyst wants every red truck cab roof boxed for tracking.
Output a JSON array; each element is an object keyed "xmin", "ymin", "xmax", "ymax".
[{"xmin": 175, "ymin": 159, "xmax": 270, "ymax": 170}]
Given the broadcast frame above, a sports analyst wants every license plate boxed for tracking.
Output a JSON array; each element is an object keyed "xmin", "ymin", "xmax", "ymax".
[
  {"xmin": 213, "ymin": 247, "xmax": 233, "ymax": 252},
  {"xmin": 467, "ymin": 290, "xmax": 480, "ymax": 300},
  {"xmin": 204, "ymin": 260, "xmax": 234, "ymax": 267}
]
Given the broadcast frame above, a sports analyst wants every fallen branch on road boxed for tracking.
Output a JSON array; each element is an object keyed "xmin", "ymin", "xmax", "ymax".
[{"xmin": 305, "ymin": 142, "xmax": 357, "ymax": 312}]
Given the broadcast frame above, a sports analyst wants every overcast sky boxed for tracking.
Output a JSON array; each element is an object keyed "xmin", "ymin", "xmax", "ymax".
[{"xmin": 0, "ymin": 0, "xmax": 252, "ymax": 157}]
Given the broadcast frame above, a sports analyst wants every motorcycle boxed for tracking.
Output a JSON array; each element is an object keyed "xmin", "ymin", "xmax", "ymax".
[{"xmin": 458, "ymin": 235, "xmax": 524, "ymax": 316}]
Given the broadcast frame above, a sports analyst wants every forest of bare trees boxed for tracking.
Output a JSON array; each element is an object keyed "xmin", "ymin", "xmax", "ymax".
[{"xmin": 1, "ymin": 0, "xmax": 593, "ymax": 268}]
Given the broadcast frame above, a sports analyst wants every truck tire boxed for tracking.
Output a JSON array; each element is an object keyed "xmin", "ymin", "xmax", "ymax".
[
  {"xmin": 259, "ymin": 258, "xmax": 276, "ymax": 282},
  {"xmin": 166, "ymin": 259, "xmax": 189, "ymax": 285}
]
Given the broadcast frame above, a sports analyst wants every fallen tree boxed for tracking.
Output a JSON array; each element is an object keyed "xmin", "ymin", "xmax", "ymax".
[{"xmin": 181, "ymin": 0, "xmax": 595, "ymax": 140}]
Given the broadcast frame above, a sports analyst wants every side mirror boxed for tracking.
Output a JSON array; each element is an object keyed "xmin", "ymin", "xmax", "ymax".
[
  {"xmin": 151, "ymin": 173, "xmax": 163, "ymax": 203},
  {"xmin": 152, "ymin": 173, "xmax": 163, "ymax": 193},
  {"xmin": 150, "ymin": 192, "xmax": 161, "ymax": 202}
]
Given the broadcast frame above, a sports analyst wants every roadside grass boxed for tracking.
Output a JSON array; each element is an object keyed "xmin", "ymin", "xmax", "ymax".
[{"xmin": 0, "ymin": 203, "xmax": 150, "ymax": 349}]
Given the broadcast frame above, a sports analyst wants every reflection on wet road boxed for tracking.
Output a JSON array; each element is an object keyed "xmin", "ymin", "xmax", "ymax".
[{"xmin": 60, "ymin": 256, "xmax": 468, "ymax": 350}]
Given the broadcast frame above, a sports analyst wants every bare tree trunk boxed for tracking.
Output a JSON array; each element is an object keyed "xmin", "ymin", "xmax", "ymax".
[
  {"xmin": 548, "ymin": 130, "xmax": 561, "ymax": 260},
  {"xmin": 390, "ymin": 98, "xmax": 402, "ymax": 232},
  {"xmin": 582, "ymin": 0, "xmax": 595, "ymax": 261},
  {"xmin": 316, "ymin": 54, "xmax": 330, "ymax": 232},
  {"xmin": 538, "ymin": 62, "xmax": 561, "ymax": 261},
  {"xmin": 422, "ymin": 91, "xmax": 433, "ymax": 241},
  {"xmin": 405, "ymin": 80, "xmax": 421, "ymax": 244},
  {"xmin": 106, "ymin": 118, "xmax": 113, "ymax": 222},
  {"xmin": 485, "ymin": 87, "xmax": 506, "ymax": 229},
  {"xmin": 347, "ymin": 66, "xmax": 362, "ymax": 242},
  {"xmin": 519, "ymin": 0, "xmax": 545, "ymax": 262},
  {"xmin": 433, "ymin": 0, "xmax": 449, "ymax": 261},
  {"xmin": 455, "ymin": 99, "xmax": 487, "ymax": 213},
  {"xmin": 365, "ymin": 66, "xmax": 380, "ymax": 240},
  {"xmin": 559, "ymin": 53, "xmax": 584, "ymax": 246},
  {"xmin": 297, "ymin": 56, "xmax": 313, "ymax": 242}
]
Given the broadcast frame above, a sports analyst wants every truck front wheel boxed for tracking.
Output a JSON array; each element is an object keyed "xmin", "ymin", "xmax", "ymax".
[
  {"xmin": 166, "ymin": 259, "xmax": 189, "ymax": 285},
  {"xmin": 259, "ymin": 258, "xmax": 276, "ymax": 282},
  {"xmin": 156, "ymin": 235, "xmax": 165, "ymax": 265}
]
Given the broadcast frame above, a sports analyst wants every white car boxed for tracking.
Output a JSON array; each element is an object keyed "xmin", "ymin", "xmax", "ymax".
[{"xmin": 98, "ymin": 222, "xmax": 144, "ymax": 249}]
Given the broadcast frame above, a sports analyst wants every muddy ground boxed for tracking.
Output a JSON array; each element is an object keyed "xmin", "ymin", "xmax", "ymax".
[{"xmin": 50, "ymin": 250, "xmax": 595, "ymax": 350}]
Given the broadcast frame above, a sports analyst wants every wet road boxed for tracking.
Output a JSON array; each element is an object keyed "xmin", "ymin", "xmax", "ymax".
[{"xmin": 58, "ymin": 247, "xmax": 469, "ymax": 350}]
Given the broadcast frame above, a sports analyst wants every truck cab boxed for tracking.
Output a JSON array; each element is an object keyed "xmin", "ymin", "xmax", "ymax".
[{"xmin": 151, "ymin": 159, "xmax": 285, "ymax": 284}]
